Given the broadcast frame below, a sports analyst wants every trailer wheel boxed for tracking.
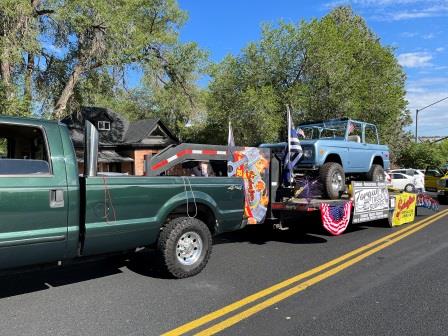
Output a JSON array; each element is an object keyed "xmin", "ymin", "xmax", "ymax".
[
  {"xmin": 320, "ymin": 162, "xmax": 345, "ymax": 200},
  {"xmin": 157, "ymin": 217, "xmax": 212, "ymax": 278}
]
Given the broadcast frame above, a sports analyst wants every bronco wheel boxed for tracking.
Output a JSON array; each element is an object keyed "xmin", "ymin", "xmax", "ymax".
[
  {"xmin": 320, "ymin": 162, "xmax": 345, "ymax": 200},
  {"xmin": 366, "ymin": 164, "xmax": 385, "ymax": 182},
  {"xmin": 157, "ymin": 217, "xmax": 212, "ymax": 278}
]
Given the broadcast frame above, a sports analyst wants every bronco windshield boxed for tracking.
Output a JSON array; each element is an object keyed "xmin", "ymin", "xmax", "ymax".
[{"xmin": 299, "ymin": 120, "xmax": 348, "ymax": 140}]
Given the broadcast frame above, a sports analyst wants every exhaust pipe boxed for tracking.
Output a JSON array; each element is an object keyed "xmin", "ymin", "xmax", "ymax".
[{"xmin": 84, "ymin": 120, "xmax": 99, "ymax": 177}]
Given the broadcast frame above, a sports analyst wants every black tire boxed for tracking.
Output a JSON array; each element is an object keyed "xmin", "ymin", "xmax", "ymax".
[
  {"xmin": 404, "ymin": 184, "xmax": 415, "ymax": 193},
  {"xmin": 320, "ymin": 162, "xmax": 345, "ymax": 200},
  {"xmin": 157, "ymin": 217, "xmax": 212, "ymax": 279},
  {"xmin": 366, "ymin": 164, "xmax": 385, "ymax": 182}
]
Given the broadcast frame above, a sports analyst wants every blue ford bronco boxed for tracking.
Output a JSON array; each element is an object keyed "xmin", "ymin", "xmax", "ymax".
[{"xmin": 296, "ymin": 118, "xmax": 390, "ymax": 199}]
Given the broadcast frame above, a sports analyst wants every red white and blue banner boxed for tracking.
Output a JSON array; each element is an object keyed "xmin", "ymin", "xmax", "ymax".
[{"xmin": 320, "ymin": 201, "xmax": 353, "ymax": 235}]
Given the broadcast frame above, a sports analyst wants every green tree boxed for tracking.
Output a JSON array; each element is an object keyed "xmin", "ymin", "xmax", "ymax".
[
  {"xmin": 1, "ymin": 0, "xmax": 206, "ymax": 128},
  {"xmin": 204, "ymin": 6, "xmax": 409, "ymax": 161},
  {"xmin": 396, "ymin": 142, "xmax": 444, "ymax": 169}
]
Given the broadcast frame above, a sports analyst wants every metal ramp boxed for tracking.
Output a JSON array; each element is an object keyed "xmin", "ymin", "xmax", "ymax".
[{"xmin": 147, "ymin": 143, "xmax": 229, "ymax": 176}]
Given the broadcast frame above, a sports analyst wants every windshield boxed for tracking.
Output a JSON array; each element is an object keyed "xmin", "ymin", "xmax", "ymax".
[{"xmin": 299, "ymin": 120, "xmax": 348, "ymax": 140}]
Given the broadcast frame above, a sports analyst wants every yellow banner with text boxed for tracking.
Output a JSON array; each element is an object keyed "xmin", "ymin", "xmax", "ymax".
[{"xmin": 392, "ymin": 192, "xmax": 416, "ymax": 226}]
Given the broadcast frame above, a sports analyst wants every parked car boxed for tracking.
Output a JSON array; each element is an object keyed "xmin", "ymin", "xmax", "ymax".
[
  {"xmin": 390, "ymin": 168, "xmax": 425, "ymax": 192},
  {"xmin": 384, "ymin": 171, "xmax": 392, "ymax": 187},
  {"xmin": 424, "ymin": 166, "xmax": 446, "ymax": 191},
  {"xmin": 295, "ymin": 118, "xmax": 390, "ymax": 199},
  {"xmin": 389, "ymin": 172, "xmax": 416, "ymax": 192}
]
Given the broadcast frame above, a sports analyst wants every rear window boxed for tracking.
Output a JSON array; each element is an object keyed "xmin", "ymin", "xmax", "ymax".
[{"xmin": 0, "ymin": 123, "xmax": 51, "ymax": 175}]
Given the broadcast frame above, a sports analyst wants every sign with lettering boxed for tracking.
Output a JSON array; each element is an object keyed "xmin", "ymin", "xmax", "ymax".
[
  {"xmin": 392, "ymin": 192, "xmax": 416, "ymax": 226},
  {"xmin": 352, "ymin": 181, "xmax": 389, "ymax": 224}
]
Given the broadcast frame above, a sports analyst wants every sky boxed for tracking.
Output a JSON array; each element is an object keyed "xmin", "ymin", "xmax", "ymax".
[{"xmin": 176, "ymin": 0, "xmax": 448, "ymax": 137}]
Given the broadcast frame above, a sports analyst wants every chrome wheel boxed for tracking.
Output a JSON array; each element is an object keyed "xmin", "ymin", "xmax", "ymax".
[
  {"xmin": 176, "ymin": 231, "xmax": 203, "ymax": 266},
  {"xmin": 405, "ymin": 184, "xmax": 415, "ymax": 192},
  {"xmin": 331, "ymin": 171, "xmax": 343, "ymax": 193}
]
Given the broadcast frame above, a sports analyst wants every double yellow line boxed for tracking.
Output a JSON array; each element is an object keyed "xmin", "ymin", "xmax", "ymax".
[{"xmin": 163, "ymin": 209, "xmax": 448, "ymax": 336}]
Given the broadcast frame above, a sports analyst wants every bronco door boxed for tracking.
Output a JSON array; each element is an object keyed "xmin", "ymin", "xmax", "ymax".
[{"xmin": 0, "ymin": 121, "xmax": 68, "ymax": 269}]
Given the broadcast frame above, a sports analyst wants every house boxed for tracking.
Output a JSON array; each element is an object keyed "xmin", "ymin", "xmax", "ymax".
[{"xmin": 62, "ymin": 106, "xmax": 178, "ymax": 175}]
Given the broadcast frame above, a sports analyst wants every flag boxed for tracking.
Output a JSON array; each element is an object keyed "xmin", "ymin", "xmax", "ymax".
[
  {"xmin": 320, "ymin": 201, "xmax": 352, "ymax": 236},
  {"xmin": 283, "ymin": 106, "xmax": 303, "ymax": 184},
  {"xmin": 297, "ymin": 128, "xmax": 306, "ymax": 138},
  {"xmin": 347, "ymin": 121, "xmax": 355, "ymax": 135}
]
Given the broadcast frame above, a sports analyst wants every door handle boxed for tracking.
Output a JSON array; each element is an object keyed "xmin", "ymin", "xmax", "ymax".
[
  {"xmin": 49, "ymin": 189, "xmax": 64, "ymax": 208},
  {"xmin": 228, "ymin": 185, "xmax": 243, "ymax": 191}
]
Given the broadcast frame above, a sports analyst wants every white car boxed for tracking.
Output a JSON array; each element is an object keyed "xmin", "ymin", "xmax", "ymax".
[
  {"xmin": 389, "ymin": 172, "xmax": 416, "ymax": 192},
  {"xmin": 390, "ymin": 168, "xmax": 425, "ymax": 192},
  {"xmin": 384, "ymin": 171, "xmax": 392, "ymax": 187}
]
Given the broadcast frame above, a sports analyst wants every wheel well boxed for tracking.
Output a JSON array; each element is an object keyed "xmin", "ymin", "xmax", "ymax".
[
  {"xmin": 166, "ymin": 203, "xmax": 216, "ymax": 234},
  {"xmin": 325, "ymin": 154, "xmax": 342, "ymax": 166},
  {"xmin": 372, "ymin": 156, "xmax": 384, "ymax": 167}
]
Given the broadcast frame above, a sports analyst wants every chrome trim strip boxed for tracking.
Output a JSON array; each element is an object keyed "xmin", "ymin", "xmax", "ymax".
[{"xmin": 0, "ymin": 235, "xmax": 66, "ymax": 248}]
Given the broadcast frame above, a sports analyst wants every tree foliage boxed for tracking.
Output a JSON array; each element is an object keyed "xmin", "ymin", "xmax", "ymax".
[
  {"xmin": 396, "ymin": 141, "xmax": 444, "ymax": 169},
  {"xmin": 0, "ymin": 0, "xmax": 205, "ymax": 131},
  {"xmin": 0, "ymin": 3, "xmax": 417, "ymax": 160},
  {"xmin": 204, "ymin": 7, "xmax": 410, "ymax": 160}
]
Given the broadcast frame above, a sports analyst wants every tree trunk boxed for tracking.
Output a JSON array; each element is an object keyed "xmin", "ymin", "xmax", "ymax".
[
  {"xmin": 54, "ymin": 64, "xmax": 84, "ymax": 119},
  {"xmin": 0, "ymin": 58, "xmax": 13, "ymax": 99}
]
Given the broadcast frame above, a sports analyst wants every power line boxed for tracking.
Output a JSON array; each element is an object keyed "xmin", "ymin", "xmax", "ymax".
[{"xmin": 415, "ymin": 95, "xmax": 448, "ymax": 142}]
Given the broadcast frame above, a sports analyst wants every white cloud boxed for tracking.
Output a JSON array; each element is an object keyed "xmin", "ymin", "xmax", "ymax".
[
  {"xmin": 401, "ymin": 32, "xmax": 418, "ymax": 38},
  {"xmin": 406, "ymin": 78, "xmax": 448, "ymax": 135},
  {"xmin": 324, "ymin": 0, "xmax": 448, "ymax": 21},
  {"xmin": 391, "ymin": 11, "xmax": 432, "ymax": 20},
  {"xmin": 400, "ymin": 31, "xmax": 439, "ymax": 40},
  {"xmin": 422, "ymin": 33, "xmax": 435, "ymax": 39},
  {"xmin": 436, "ymin": 47, "xmax": 445, "ymax": 52},
  {"xmin": 325, "ymin": 0, "xmax": 433, "ymax": 8},
  {"xmin": 397, "ymin": 52, "xmax": 433, "ymax": 68}
]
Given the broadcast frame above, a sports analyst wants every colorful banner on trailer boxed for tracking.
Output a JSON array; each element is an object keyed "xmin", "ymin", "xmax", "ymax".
[
  {"xmin": 228, "ymin": 147, "xmax": 270, "ymax": 224},
  {"xmin": 392, "ymin": 192, "xmax": 416, "ymax": 226}
]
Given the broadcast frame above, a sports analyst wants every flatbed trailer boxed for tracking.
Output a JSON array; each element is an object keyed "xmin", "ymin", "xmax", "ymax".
[
  {"xmin": 147, "ymin": 142, "xmax": 431, "ymax": 233},
  {"xmin": 271, "ymin": 197, "xmax": 350, "ymax": 212}
]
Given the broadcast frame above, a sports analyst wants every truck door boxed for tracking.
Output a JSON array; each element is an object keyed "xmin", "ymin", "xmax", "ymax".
[{"xmin": 0, "ymin": 121, "xmax": 68, "ymax": 269}]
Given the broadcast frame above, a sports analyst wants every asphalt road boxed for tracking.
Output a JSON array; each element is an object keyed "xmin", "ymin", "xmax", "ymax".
[{"xmin": 0, "ymin": 206, "xmax": 447, "ymax": 336}]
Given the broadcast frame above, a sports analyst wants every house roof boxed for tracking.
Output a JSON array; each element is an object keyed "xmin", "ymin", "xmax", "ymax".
[
  {"xmin": 123, "ymin": 118, "xmax": 178, "ymax": 144},
  {"xmin": 76, "ymin": 150, "xmax": 134, "ymax": 163},
  {"xmin": 62, "ymin": 106, "xmax": 178, "ymax": 147}
]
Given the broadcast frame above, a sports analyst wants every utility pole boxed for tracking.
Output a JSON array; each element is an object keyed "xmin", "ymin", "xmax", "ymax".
[
  {"xmin": 415, "ymin": 108, "xmax": 419, "ymax": 143},
  {"xmin": 414, "ymin": 96, "xmax": 448, "ymax": 143}
]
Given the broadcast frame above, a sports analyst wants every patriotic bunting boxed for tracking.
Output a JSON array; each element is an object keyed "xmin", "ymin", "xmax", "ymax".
[{"xmin": 320, "ymin": 201, "xmax": 353, "ymax": 236}]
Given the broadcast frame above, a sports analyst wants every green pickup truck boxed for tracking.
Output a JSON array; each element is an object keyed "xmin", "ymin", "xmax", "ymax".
[{"xmin": 0, "ymin": 115, "xmax": 245, "ymax": 278}]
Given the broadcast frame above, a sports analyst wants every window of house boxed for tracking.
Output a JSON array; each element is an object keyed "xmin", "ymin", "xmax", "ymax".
[
  {"xmin": 0, "ymin": 123, "xmax": 51, "ymax": 175},
  {"xmin": 151, "ymin": 126, "xmax": 166, "ymax": 138},
  {"xmin": 97, "ymin": 121, "xmax": 111, "ymax": 131}
]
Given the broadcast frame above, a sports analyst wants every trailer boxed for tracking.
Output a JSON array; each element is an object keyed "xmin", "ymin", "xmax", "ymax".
[{"xmin": 147, "ymin": 142, "xmax": 434, "ymax": 235}]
